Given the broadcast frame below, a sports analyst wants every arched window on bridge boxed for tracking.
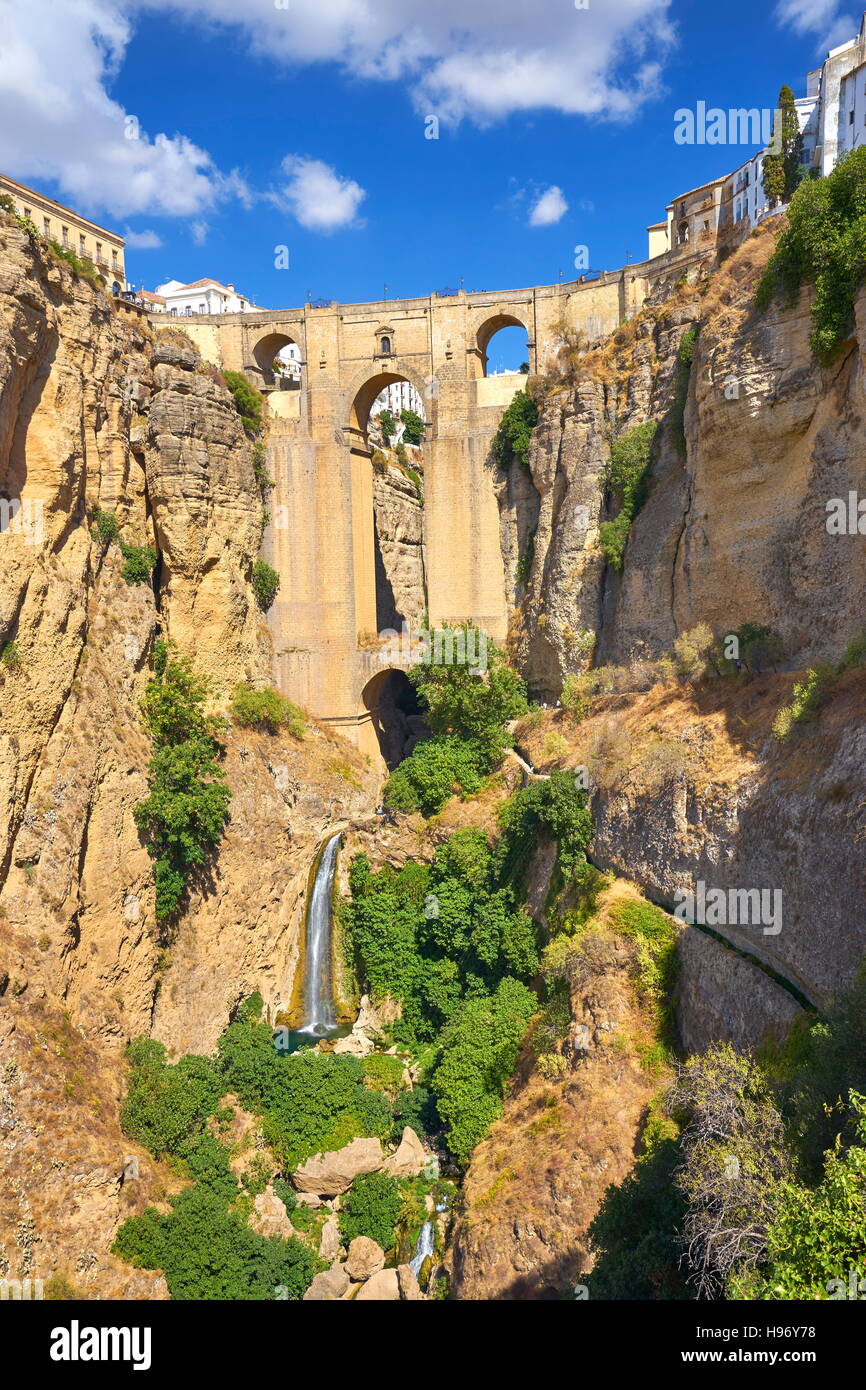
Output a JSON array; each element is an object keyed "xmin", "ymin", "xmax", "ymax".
[{"xmin": 474, "ymin": 313, "xmax": 529, "ymax": 379}]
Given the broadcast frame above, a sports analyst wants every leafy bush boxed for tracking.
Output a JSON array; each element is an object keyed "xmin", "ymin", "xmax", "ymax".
[
  {"xmin": 223, "ymin": 370, "xmax": 263, "ymax": 434},
  {"xmin": 393, "ymin": 1086, "xmax": 440, "ymax": 1141},
  {"xmin": 756, "ymin": 146, "xmax": 866, "ymax": 363},
  {"xmin": 496, "ymin": 771, "xmax": 593, "ymax": 890},
  {"xmin": 119, "ymin": 541, "xmax": 157, "ymax": 585},
  {"xmin": 251, "ymin": 441, "xmax": 273, "ymax": 491},
  {"xmin": 383, "ymin": 734, "xmax": 487, "ymax": 815},
  {"xmin": 598, "ymin": 421, "xmax": 658, "ymax": 572},
  {"xmin": 400, "ymin": 408, "xmax": 425, "ymax": 445},
  {"xmin": 114, "ymin": 1184, "xmax": 316, "ymax": 1300},
  {"xmin": 338, "ymin": 1172, "xmax": 402, "ymax": 1250},
  {"xmin": 91, "ymin": 507, "xmax": 120, "ymax": 546},
  {"xmin": 378, "ymin": 408, "xmax": 396, "ymax": 444},
  {"xmin": 672, "ymin": 623, "xmax": 714, "ymax": 682},
  {"xmin": 382, "ymin": 625, "xmax": 528, "ymax": 815},
  {"xmin": 0, "ymin": 641, "xmax": 21, "ymax": 671},
  {"xmin": 120, "ymin": 1037, "xmax": 222, "ymax": 1158},
  {"xmin": 772, "ymin": 663, "xmax": 835, "ymax": 740},
  {"xmin": 430, "ymin": 977, "xmax": 536, "ymax": 1161},
  {"xmin": 730, "ymin": 1092, "xmax": 866, "ymax": 1300},
  {"xmin": 231, "ymin": 683, "xmax": 304, "ymax": 737},
  {"xmin": 251, "ymin": 559, "xmax": 280, "ymax": 612},
  {"xmin": 490, "ymin": 389, "xmax": 538, "ymax": 474},
  {"xmin": 47, "ymin": 240, "xmax": 103, "ymax": 288},
  {"xmin": 134, "ymin": 641, "xmax": 231, "ymax": 924}
]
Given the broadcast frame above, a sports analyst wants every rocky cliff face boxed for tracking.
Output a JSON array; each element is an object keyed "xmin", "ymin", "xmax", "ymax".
[
  {"xmin": 0, "ymin": 219, "xmax": 380, "ymax": 1293},
  {"xmin": 373, "ymin": 461, "xmax": 425, "ymax": 632},
  {"xmin": 504, "ymin": 223, "xmax": 866, "ymax": 693}
]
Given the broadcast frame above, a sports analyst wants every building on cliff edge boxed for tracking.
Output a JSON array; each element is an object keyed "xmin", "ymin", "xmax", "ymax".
[{"xmin": 0, "ymin": 172, "xmax": 126, "ymax": 289}]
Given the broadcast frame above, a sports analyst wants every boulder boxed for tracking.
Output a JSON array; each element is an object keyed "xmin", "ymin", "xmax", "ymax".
[
  {"xmin": 303, "ymin": 1265, "xmax": 350, "ymax": 1301},
  {"xmin": 319, "ymin": 1218, "xmax": 342, "ymax": 1262},
  {"xmin": 383, "ymin": 1125, "xmax": 426, "ymax": 1179},
  {"xmin": 355, "ymin": 1268, "xmax": 400, "ymax": 1301},
  {"xmin": 250, "ymin": 1185, "xmax": 294, "ymax": 1239},
  {"xmin": 397, "ymin": 1264, "xmax": 423, "ymax": 1301},
  {"xmin": 345, "ymin": 1236, "xmax": 385, "ymax": 1281},
  {"xmin": 294, "ymin": 1191, "xmax": 322, "ymax": 1209},
  {"xmin": 292, "ymin": 1138, "xmax": 383, "ymax": 1196}
]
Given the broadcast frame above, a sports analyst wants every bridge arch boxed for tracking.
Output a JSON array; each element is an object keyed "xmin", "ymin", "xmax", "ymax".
[
  {"xmin": 250, "ymin": 329, "xmax": 303, "ymax": 388},
  {"xmin": 358, "ymin": 667, "xmax": 427, "ymax": 769},
  {"xmin": 474, "ymin": 312, "xmax": 529, "ymax": 378},
  {"xmin": 346, "ymin": 365, "xmax": 431, "ymax": 448}
]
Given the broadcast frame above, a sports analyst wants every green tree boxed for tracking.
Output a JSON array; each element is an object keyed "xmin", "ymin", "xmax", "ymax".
[
  {"xmin": 223, "ymin": 370, "xmax": 263, "ymax": 434},
  {"xmin": 400, "ymin": 408, "xmax": 425, "ymax": 445},
  {"xmin": 598, "ymin": 420, "xmax": 659, "ymax": 572},
  {"xmin": 378, "ymin": 407, "xmax": 396, "ymax": 444},
  {"xmin": 251, "ymin": 559, "xmax": 280, "ymax": 612},
  {"xmin": 763, "ymin": 85, "xmax": 804, "ymax": 208},
  {"xmin": 491, "ymin": 389, "xmax": 538, "ymax": 474},
  {"xmin": 338, "ymin": 1172, "xmax": 402, "ymax": 1250}
]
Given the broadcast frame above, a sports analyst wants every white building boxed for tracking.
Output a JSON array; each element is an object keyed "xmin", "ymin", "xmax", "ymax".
[
  {"xmin": 372, "ymin": 380, "xmax": 425, "ymax": 418},
  {"xmin": 648, "ymin": 11, "xmax": 866, "ymax": 257},
  {"xmin": 151, "ymin": 277, "xmax": 260, "ymax": 316}
]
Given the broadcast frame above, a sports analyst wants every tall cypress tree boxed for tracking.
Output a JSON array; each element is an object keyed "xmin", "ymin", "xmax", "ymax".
[{"xmin": 763, "ymin": 84, "xmax": 804, "ymax": 207}]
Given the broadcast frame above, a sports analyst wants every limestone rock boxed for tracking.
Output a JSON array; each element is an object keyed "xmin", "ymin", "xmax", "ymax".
[
  {"xmin": 250, "ymin": 1185, "xmax": 294, "ymax": 1239},
  {"xmin": 292, "ymin": 1138, "xmax": 383, "ymax": 1196},
  {"xmin": 303, "ymin": 1265, "xmax": 350, "ymax": 1301},
  {"xmin": 355, "ymin": 1268, "xmax": 400, "ymax": 1301},
  {"xmin": 383, "ymin": 1125, "xmax": 427, "ymax": 1179},
  {"xmin": 319, "ymin": 1218, "xmax": 342, "ymax": 1262},
  {"xmin": 397, "ymin": 1264, "xmax": 423, "ymax": 1301},
  {"xmin": 345, "ymin": 1236, "xmax": 385, "ymax": 1281}
]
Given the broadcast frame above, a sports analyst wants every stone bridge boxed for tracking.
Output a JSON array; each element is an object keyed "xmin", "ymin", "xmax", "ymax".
[{"xmin": 172, "ymin": 261, "xmax": 669, "ymax": 760}]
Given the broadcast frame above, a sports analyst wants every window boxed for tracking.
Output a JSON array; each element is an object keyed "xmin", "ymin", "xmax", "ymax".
[
  {"xmin": 95, "ymin": 242, "xmax": 102, "ymax": 262},
  {"xmin": 23, "ymin": 207, "xmax": 30, "ymax": 220},
  {"xmin": 111, "ymin": 249, "xmax": 118, "ymax": 269},
  {"xmin": 61, "ymin": 226, "xmax": 69, "ymax": 247},
  {"xmin": 43, "ymin": 217, "xmax": 50, "ymax": 237},
  {"xmin": 79, "ymin": 234, "xmax": 86, "ymax": 255},
  {"xmin": 170, "ymin": 307, "xmax": 177, "ymax": 317},
  {"xmin": 850, "ymin": 110, "xmax": 855, "ymax": 124},
  {"xmin": 380, "ymin": 336, "xmax": 391, "ymax": 354},
  {"xmin": 198, "ymin": 303, "xmax": 206, "ymax": 313}
]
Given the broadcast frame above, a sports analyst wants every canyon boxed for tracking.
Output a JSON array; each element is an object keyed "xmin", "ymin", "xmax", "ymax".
[{"xmin": 1, "ymin": 200, "xmax": 864, "ymax": 1300}]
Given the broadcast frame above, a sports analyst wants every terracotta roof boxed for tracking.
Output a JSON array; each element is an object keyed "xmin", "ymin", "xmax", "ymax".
[{"xmin": 139, "ymin": 290, "xmax": 166, "ymax": 304}]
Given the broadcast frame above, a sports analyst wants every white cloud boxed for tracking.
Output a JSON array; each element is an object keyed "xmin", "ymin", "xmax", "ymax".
[
  {"xmin": 0, "ymin": 0, "xmax": 676, "ymax": 230},
  {"xmin": 124, "ymin": 228, "xmax": 163, "ymax": 248},
  {"xmin": 0, "ymin": 0, "xmax": 238, "ymax": 220},
  {"xmin": 137, "ymin": 0, "xmax": 676, "ymax": 124},
  {"xmin": 774, "ymin": 0, "xmax": 858, "ymax": 45},
  {"xmin": 272, "ymin": 157, "xmax": 366, "ymax": 232},
  {"xmin": 190, "ymin": 220, "xmax": 209, "ymax": 245},
  {"xmin": 528, "ymin": 185, "xmax": 569, "ymax": 227}
]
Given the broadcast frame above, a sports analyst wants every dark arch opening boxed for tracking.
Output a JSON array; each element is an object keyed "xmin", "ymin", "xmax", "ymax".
[{"xmin": 360, "ymin": 669, "xmax": 428, "ymax": 770}]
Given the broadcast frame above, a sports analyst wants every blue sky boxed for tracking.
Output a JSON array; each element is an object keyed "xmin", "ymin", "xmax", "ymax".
[{"xmin": 0, "ymin": 0, "xmax": 859, "ymax": 368}]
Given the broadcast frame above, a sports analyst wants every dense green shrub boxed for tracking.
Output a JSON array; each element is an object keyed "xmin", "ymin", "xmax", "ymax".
[
  {"xmin": 756, "ymin": 146, "xmax": 866, "ymax": 363},
  {"xmin": 251, "ymin": 559, "xmax": 280, "ymax": 611},
  {"xmin": 598, "ymin": 421, "xmax": 658, "ymax": 572},
  {"xmin": 730, "ymin": 1092, "xmax": 866, "ymax": 1300},
  {"xmin": 134, "ymin": 641, "xmax": 231, "ymax": 924},
  {"xmin": 338, "ymin": 1172, "xmax": 402, "ymax": 1250},
  {"xmin": 383, "ymin": 734, "xmax": 487, "ymax": 815},
  {"xmin": 400, "ymin": 408, "xmax": 425, "ymax": 445},
  {"xmin": 223, "ymin": 370, "xmax": 263, "ymax": 434},
  {"xmin": 393, "ymin": 1086, "xmax": 440, "ymax": 1141},
  {"xmin": 382, "ymin": 625, "xmax": 527, "ymax": 815},
  {"xmin": 114, "ymin": 1185, "xmax": 316, "ymax": 1300},
  {"xmin": 772, "ymin": 663, "xmax": 835, "ymax": 740},
  {"xmin": 496, "ymin": 771, "xmax": 593, "ymax": 891},
  {"xmin": 231, "ymin": 682, "xmax": 304, "ymax": 737},
  {"xmin": 120, "ymin": 1037, "xmax": 221, "ymax": 1158},
  {"xmin": 119, "ymin": 541, "xmax": 157, "ymax": 585},
  {"xmin": 491, "ymin": 389, "xmax": 538, "ymax": 474},
  {"xmin": 91, "ymin": 507, "xmax": 120, "ymax": 546},
  {"xmin": 430, "ymin": 977, "xmax": 536, "ymax": 1161}
]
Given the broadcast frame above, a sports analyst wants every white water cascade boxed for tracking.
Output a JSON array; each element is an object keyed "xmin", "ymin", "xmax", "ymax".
[
  {"xmin": 299, "ymin": 831, "xmax": 341, "ymax": 1036},
  {"xmin": 409, "ymin": 1221, "xmax": 435, "ymax": 1279}
]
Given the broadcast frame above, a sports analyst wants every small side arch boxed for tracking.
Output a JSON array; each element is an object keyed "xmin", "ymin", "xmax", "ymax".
[{"xmin": 473, "ymin": 312, "xmax": 529, "ymax": 378}]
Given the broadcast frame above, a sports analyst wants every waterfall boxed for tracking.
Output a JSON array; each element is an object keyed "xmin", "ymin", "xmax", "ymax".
[
  {"xmin": 299, "ymin": 831, "xmax": 341, "ymax": 1036},
  {"xmin": 409, "ymin": 1221, "xmax": 435, "ymax": 1279}
]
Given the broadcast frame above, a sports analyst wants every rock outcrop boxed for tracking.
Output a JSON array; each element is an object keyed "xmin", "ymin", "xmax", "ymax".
[{"xmin": 292, "ymin": 1138, "xmax": 384, "ymax": 1197}]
